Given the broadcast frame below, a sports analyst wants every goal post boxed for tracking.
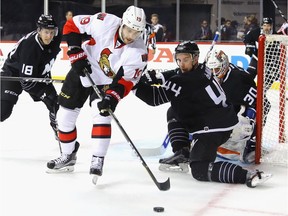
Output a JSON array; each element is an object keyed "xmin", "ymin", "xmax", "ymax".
[{"xmin": 256, "ymin": 34, "xmax": 288, "ymax": 166}]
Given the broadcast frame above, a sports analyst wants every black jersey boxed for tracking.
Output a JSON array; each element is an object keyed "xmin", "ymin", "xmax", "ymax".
[
  {"xmin": 2, "ymin": 31, "xmax": 61, "ymax": 78},
  {"xmin": 136, "ymin": 64, "xmax": 238, "ymax": 134},
  {"xmin": 1, "ymin": 31, "xmax": 61, "ymax": 95},
  {"xmin": 243, "ymin": 28, "xmax": 261, "ymax": 47},
  {"xmin": 221, "ymin": 64, "xmax": 257, "ymax": 112},
  {"xmin": 243, "ymin": 27, "xmax": 277, "ymax": 57}
]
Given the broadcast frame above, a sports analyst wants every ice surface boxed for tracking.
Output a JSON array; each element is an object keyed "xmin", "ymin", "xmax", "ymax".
[{"xmin": 0, "ymin": 84, "xmax": 287, "ymax": 216}]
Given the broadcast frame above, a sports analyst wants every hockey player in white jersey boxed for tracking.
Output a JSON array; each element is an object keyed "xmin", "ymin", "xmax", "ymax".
[{"xmin": 46, "ymin": 6, "xmax": 147, "ymax": 184}]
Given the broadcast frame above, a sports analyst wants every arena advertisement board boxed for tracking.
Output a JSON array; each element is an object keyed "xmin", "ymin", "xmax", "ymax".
[{"xmin": 0, "ymin": 42, "xmax": 249, "ymax": 79}]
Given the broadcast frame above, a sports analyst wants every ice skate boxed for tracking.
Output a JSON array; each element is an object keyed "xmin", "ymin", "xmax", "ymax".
[
  {"xmin": 246, "ymin": 170, "xmax": 272, "ymax": 188},
  {"xmin": 240, "ymin": 137, "xmax": 256, "ymax": 164},
  {"xmin": 159, "ymin": 147, "xmax": 189, "ymax": 173},
  {"xmin": 46, "ymin": 142, "xmax": 80, "ymax": 173},
  {"xmin": 90, "ymin": 155, "xmax": 104, "ymax": 185}
]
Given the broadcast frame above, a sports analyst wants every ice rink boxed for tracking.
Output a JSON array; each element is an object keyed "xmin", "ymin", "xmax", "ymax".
[{"xmin": 0, "ymin": 83, "xmax": 287, "ymax": 216}]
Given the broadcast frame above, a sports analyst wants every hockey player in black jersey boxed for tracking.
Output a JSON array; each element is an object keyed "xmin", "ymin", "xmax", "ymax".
[
  {"xmin": 205, "ymin": 49, "xmax": 257, "ymax": 163},
  {"xmin": 135, "ymin": 41, "xmax": 272, "ymax": 187},
  {"xmin": 141, "ymin": 50, "xmax": 257, "ymax": 164},
  {"xmin": 244, "ymin": 17, "xmax": 282, "ymax": 124},
  {"xmin": 0, "ymin": 15, "xmax": 61, "ymax": 136},
  {"xmin": 243, "ymin": 17, "xmax": 275, "ymax": 79}
]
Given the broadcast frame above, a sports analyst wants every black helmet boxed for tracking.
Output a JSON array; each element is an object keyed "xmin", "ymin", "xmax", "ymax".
[
  {"xmin": 262, "ymin": 17, "xmax": 273, "ymax": 25},
  {"xmin": 37, "ymin": 14, "xmax": 57, "ymax": 29},
  {"xmin": 175, "ymin": 41, "xmax": 200, "ymax": 55}
]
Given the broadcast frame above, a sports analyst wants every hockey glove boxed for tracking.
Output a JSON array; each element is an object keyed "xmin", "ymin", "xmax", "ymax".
[
  {"xmin": 140, "ymin": 69, "xmax": 163, "ymax": 85},
  {"xmin": 49, "ymin": 111, "xmax": 58, "ymax": 132},
  {"xmin": 38, "ymin": 84, "xmax": 59, "ymax": 113},
  {"xmin": 39, "ymin": 85, "xmax": 59, "ymax": 138},
  {"xmin": 97, "ymin": 91, "xmax": 120, "ymax": 117},
  {"xmin": 68, "ymin": 48, "xmax": 92, "ymax": 77},
  {"xmin": 240, "ymin": 116, "xmax": 255, "ymax": 137},
  {"xmin": 277, "ymin": 22, "xmax": 288, "ymax": 35},
  {"xmin": 245, "ymin": 44, "xmax": 257, "ymax": 57}
]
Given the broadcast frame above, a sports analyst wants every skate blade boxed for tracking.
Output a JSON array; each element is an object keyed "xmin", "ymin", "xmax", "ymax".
[
  {"xmin": 46, "ymin": 166, "xmax": 74, "ymax": 174},
  {"xmin": 91, "ymin": 174, "xmax": 100, "ymax": 185},
  {"xmin": 158, "ymin": 163, "xmax": 189, "ymax": 173}
]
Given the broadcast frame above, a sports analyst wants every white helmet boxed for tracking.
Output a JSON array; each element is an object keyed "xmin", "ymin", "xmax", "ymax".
[
  {"xmin": 206, "ymin": 49, "xmax": 229, "ymax": 79},
  {"xmin": 122, "ymin": 5, "xmax": 146, "ymax": 32}
]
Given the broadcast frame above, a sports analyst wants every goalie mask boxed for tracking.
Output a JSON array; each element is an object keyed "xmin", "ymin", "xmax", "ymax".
[{"xmin": 206, "ymin": 49, "xmax": 229, "ymax": 79}]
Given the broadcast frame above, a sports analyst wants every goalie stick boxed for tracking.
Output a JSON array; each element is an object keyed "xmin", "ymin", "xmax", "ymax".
[
  {"xmin": 84, "ymin": 70, "xmax": 170, "ymax": 191},
  {"xmin": 0, "ymin": 76, "xmax": 64, "ymax": 83},
  {"xmin": 137, "ymin": 32, "xmax": 221, "ymax": 157}
]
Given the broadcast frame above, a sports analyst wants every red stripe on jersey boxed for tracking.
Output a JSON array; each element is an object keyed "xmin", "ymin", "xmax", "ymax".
[
  {"xmin": 63, "ymin": 19, "xmax": 80, "ymax": 35},
  {"xmin": 92, "ymin": 124, "xmax": 111, "ymax": 138},
  {"xmin": 58, "ymin": 128, "xmax": 77, "ymax": 143},
  {"xmin": 118, "ymin": 78, "xmax": 134, "ymax": 97}
]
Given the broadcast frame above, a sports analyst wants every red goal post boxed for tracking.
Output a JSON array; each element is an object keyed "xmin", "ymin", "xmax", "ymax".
[{"xmin": 256, "ymin": 34, "xmax": 288, "ymax": 166}]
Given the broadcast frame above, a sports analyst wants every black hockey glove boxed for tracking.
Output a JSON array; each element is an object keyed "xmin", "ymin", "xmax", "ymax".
[
  {"xmin": 68, "ymin": 48, "xmax": 92, "ymax": 77},
  {"xmin": 245, "ymin": 44, "xmax": 257, "ymax": 57},
  {"xmin": 97, "ymin": 91, "xmax": 120, "ymax": 117},
  {"xmin": 49, "ymin": 110, "xmax": 59, "ymax": 138},
  {"xmin": 140, "ymin": 69, "xmax": 163, "ymax": 85},
  {"xmin": 39, "ymin": 85, "xmax": 59, "ymax": 114},
  {"xmin": 39, "ymin": 85, "xmax": 59, "ymax": 136}
]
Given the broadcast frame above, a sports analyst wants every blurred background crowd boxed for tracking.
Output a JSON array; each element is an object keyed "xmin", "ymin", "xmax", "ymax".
[{"xmin": 1, "ymin": 0, "xmax": 287, "ymax": 42}]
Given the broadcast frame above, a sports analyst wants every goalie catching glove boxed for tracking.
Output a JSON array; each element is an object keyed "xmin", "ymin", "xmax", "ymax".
[
  {"xmin": 97, "ymin": 90, "xmax": 120, "ymax": 116},
  {"xmin": 68, "ymin": 48, "xmax": 92, "ymax": 77}
]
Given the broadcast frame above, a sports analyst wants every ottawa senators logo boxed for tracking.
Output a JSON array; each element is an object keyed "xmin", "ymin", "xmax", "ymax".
[{"xmin": 98, "ymin": 48, "xmax": 115, "ymax": 78}]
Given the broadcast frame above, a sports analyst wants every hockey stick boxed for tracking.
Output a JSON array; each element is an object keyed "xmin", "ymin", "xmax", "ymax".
[
  {"xmin": 270, "ymin": 0, "xmax": 287, "ymax": 22},
  {"xmin": 1, "ymin": 76, "xmax": 64, "ymax": 153},
  {"xmin": 84, "ymin": 71, "xmax": 170, "ymax": 191},
  {"xmin": 136, "ymin": 134, "xmax": 170, "ymax": 157},
  {"xmin": 138, "ymin": 32, "xmax": 221, "ymax": 157},
  {"xmin": 49, "ymin": 111, "xmax": 62, "ymax": 154},
  {"xmin": 204, "ymin": 31, "xmax": 220, "ymax": 61},
  {"xmin": 252, "ymin": 54, "xmax": 258, "ymax": 61},
  {"xmin": 0, "ymin": 76, "xmax": 64, "ymax": 83}
]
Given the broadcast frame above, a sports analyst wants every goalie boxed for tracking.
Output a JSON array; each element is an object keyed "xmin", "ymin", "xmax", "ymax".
[{"xmin": 205, "ymin": 49, "xmax": 257, "ymax": 164}]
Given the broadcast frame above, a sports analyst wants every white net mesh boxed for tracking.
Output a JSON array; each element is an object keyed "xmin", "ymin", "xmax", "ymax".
[{"xmin": 259, "ymin": 35, "xmax": 288, "ymax": 166}]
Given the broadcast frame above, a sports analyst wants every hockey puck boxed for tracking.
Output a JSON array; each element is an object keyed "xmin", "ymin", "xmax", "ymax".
[{"xmin": 153, "ymin": 207, "xmax": 164, "ymax": 212}]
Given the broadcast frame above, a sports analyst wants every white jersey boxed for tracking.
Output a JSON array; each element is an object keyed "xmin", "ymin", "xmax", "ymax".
[
  {"xmin": 70, "ymin": 13, "xmax": 147, "ymax": 87},
  {"xmin": 152, "ymin": 23, "xmax": 163, "ymax": 33}
]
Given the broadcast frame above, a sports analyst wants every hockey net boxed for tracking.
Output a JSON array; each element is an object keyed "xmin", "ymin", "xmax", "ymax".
[{"xmin": 256, "ymin": 34, "xmax": 288, "ymax": 166}]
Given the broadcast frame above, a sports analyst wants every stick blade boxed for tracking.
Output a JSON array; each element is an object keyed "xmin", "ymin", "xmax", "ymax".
[{"xmin": 157, "ymin": 177, "xmax": 171, "ymax": 191}]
